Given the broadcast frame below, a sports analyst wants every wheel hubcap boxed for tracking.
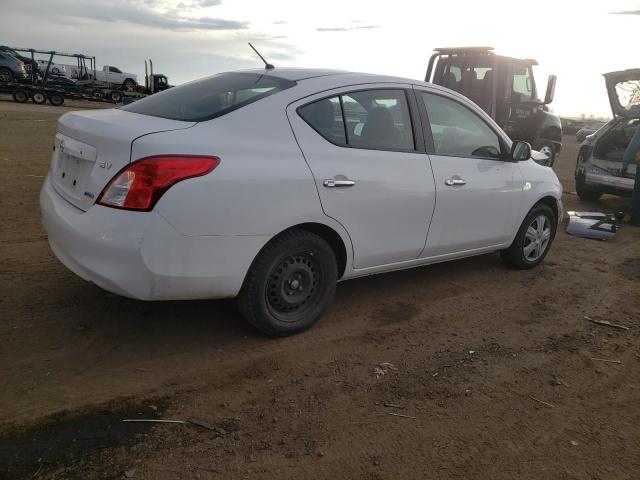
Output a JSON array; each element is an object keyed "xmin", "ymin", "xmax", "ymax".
[
  {"xmin": 540, "ymin": 146, "xmax": 553, "ymax": 158},
  {"xmin": 523, "ymin": 215, "xmax": 551, "ymax": 261},
  {"xmin": 267, "ymin": 253, "xmax": 319, "ymax": 317}
]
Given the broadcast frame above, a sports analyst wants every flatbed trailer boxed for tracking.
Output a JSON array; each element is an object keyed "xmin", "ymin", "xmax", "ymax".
[
  {"xmin": 0, "ymin": 80, "xmax": 123, "ymax": 106},
  {"xmin": 0, "ymin": 46, "xmax": 127, "ymax": 106}
]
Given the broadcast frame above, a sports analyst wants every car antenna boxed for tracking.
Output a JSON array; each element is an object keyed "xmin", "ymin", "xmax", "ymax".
[{"xmin": 248, "ymin": 42, "xmax": 274, "ymax": 70}]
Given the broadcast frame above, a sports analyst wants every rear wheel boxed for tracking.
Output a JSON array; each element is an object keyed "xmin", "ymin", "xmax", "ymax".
[
  {"xmin": 48, "ymin": 92, "xmax": 64, "ymax": 106},
  {"xmin": 31, "ymin": 91, "xmax": 46, "ymax": 104},
  {"xmin": 123, "ymin": 78, "xmax": 136, "ymax": 91},
  {"xmin": 575, "ymin": 175, "xmax": 603, "ymax": 201},
  {"xmin": 12, "ymin": 90, "xmax": 28, "ymax": 103},
  {"xmin": 0, "ymin": 67, "xmax": 14, "ymax": 82},
  {"xmin": 109, "ymin": 90, "xmax": 123, "ymax": 103},
  {"xmin": 501, "ymin": 203, "xmax": 556, "ymax": 269},
  {"xmin": 238, "ymin": 229, "xmax": 338, "ymax": 337},
  {"xmin": 92, "ymin": 90, "xmax": 104, "ymax": 100}
]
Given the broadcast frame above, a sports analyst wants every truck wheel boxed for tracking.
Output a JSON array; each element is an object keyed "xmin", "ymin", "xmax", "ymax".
[
  {"xmin": 0, "ymin": 67, "xmax": 14, "ymax": 82},
  {"xmin": 238, "ymin": 229, "xmax": 338, "ymax": 337},
  {"xmin": 123, "ymin": 78, "xmax": 136, "ymax": 91},
  {"xmin": 535, "ymin": 140, "xmax": 556, "ymax": 167},
  {"xmin": 501, "ymin": 203, "xmax": 556, "ymax": 269},
  {"xmin": 12, "ymin": 90, "xmax": 28, "ymax": 103},
  {"xmin": 92, "ymin": 90, "xmax": 104, "ymax": 100},
  {"xmin": 109, "ymin": 91, "xmax": 122, "ymax": 103},
  {"xmin": 48, "ymin": 92, "xmax": 64, "ymax": 106},
  {"xmin": 32, "ymin": 91, "xmax": 46, "ymax": 104},
  {"xmin": 575, "ymin": 175, "xmax": 603, "ymax": 201},
  {"xmin": 51, "ymin": 67, "xmax": 60, "ymax": 74}
]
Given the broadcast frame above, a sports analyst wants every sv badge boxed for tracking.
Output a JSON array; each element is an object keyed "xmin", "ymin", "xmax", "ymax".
[{"xmin": 99, "ymin": 161, "xmax": 113, "ymax": 170}]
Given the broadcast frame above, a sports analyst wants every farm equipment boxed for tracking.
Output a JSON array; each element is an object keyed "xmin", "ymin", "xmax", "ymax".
[
  {"xmin": 0, "ymin": 46, "xmax": 129, "ymax": 106},
  {"xmin": 425, "ymin": 46, "xmax": 562, "ymax": 165}
]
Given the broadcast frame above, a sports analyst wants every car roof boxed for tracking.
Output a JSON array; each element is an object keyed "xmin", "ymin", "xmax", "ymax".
[{"xmin": 239, "ymin": 67, "xmax": 429, "ymax": 86}]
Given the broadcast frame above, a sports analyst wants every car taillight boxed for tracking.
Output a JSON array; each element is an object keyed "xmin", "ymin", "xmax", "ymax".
[{"xmin": 97, "ymin": 155, "xmax": 219, "ymax": 211}]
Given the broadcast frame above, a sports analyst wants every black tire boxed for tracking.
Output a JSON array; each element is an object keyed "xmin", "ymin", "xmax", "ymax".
[
  {"xmin": 0, "ymin": 67, "xmax": 14, "ymax": 82},
  {"xmin": 575, "ymin": 175, "xmax": 603, "ymax": 201},
  {"xmin": 109, "ymin": 90, "xmax": 122, "ymax": 103},
  {"xmin": 92, "ymin": 90, "xmax": 104, "ymax": 100},
  {"xmin": 12, "ymin": 90, "xmax": 28, "ymax": 103},
  {"xmin": 501, "ymin": 203, "xmax": 557, "ymax": 269},
  {"xmin": 51, "ymin": 67, "xmax": 60, "ymax": 74},
  {"xmin": 123, "ymin": 78, "xmax": 136, "ymax": 91},
  {"xmin": 31, "ymin": 91, "xmax": 46, "ymax": 104},
  {"xmin": 535, "ymin": 140, "xmax": 556, "ymax": 167},
  {"xmin": 48, "ymin": 92, "xmax": 64, "ymax": 106},
  {"xmin": 238, "ymin": 229, "xmax": 338, "ymax": 337}
]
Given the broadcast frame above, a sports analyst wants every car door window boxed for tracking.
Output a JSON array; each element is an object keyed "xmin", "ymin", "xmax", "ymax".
[
  {"xmin": 343, "ymin": 90, "xmax": 414, "ymax": 151},
  {"xmin": 298, "ymin": 89, "xmax": 415, "ymax": 151},
  {"xmin": 420, "ymin": 92, "xmax": 502, "ymax": 159}
]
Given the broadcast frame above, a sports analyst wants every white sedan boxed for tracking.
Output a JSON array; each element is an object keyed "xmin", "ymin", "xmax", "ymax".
[{"xmin": 40, "ymin": 68, "xmax": 563, "ymax": 336}]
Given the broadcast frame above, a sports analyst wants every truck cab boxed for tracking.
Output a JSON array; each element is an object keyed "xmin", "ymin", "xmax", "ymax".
[{"xmin": 426, "ymin": 47, "xmax": 561, "ymax": 165}]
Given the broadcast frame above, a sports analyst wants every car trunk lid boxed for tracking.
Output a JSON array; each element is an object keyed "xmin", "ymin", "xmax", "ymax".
[
  {"xmin": 51, "ymin": 109, "xmax": 195, "ymax": 211},
  {"xmin": 604, "ymin": 69, "xmax": 640, "ymax": 118}
]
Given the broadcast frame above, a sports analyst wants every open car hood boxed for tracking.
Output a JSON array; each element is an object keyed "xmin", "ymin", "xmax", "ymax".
[{"xmin": 604, "ymin": 69, "xmax": 640, "ymax": 118}]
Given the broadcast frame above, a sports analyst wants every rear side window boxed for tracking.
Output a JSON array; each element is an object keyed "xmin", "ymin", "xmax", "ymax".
[
  {"xmin": 298, "ymin": 89, "xmax": 415, "ymax": 152},
  {"xmin": 122, "ymin": 72, "xmax": 296, "ymax": 122}
]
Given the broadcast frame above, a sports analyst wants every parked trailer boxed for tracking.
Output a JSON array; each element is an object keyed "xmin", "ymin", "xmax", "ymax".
[
  {"xmin": 0, "ymin": 81, "xmax": 122, "ymax": 106},
  {"xmin": 0, "ymin": 46, "xmax": 126, "ymax": 106}
]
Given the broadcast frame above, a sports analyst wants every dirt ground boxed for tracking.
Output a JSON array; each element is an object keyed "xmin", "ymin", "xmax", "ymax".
[{"xmin": 0, "ymin": 96, "xmax": 638, "ymax": 480}]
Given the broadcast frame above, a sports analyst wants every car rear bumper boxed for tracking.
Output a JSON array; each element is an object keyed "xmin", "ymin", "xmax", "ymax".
[
  {"xmin": 40, "ymin": 175, "xmax": 268, "ymax": 300},
  {"xmin": 585, "ymin": 171, "xmax": 634, "ymax": 192}
]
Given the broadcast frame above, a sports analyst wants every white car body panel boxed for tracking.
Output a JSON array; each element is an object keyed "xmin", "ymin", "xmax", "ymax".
[
  {"xmin": 40, "ymin": 68, "xmax": 562, "ymax": 300},
  {"xmin": 287, "ymin": 82, "xmax": 436, "ymax": 269}
]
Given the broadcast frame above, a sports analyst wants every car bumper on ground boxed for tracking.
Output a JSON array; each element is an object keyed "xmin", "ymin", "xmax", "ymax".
[{"xmin": 40, "ymin": 175, "xmax": 268, "ymax": 301}]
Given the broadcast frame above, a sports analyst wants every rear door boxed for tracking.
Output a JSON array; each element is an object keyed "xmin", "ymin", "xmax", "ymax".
[
  {"xmin": 415, "ymin": 88, "xmax": 523, "ymax": 257},
  {"xmin": 287, "ymin": 85, "xmax": 436, "ymax": 269},
  {"xmin": 604, "ymin": 69, "xmax": 640, "ymax": 118}
]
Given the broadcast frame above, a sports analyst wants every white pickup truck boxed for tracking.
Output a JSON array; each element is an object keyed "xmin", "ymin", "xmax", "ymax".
[{"xmin": 91, "ymin": 66, "xmax": 137, "ymax": 90}]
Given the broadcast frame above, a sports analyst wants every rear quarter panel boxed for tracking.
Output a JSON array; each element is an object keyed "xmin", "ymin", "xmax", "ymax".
[{"xmin": 133, "ymin": 94, "xmax": 349, "ymax": 241}]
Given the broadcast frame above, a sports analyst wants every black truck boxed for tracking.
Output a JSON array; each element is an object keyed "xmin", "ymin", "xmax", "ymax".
[{"xmin": 425, "ymin": 47, "xmax": 561, "ymax": 165}]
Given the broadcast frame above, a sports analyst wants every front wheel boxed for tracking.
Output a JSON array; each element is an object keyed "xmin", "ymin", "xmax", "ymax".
[
  {"xmin": 0, "ymin": 67, "xmax": 14, "ymax": 82},
  {"xmin": 238, "ymin": 229, "xmax": 338, "ymax": 337},
  {"xmin": 575, "ymin": 175, "xmax": 603, "ymax": 201},
  {"xmin": 501, "ymin": 203, "xmax": 557, "ymax": 269},
  {"xmin": 535, "ymin": 140, "xmax": 556, "ymax": 167}
]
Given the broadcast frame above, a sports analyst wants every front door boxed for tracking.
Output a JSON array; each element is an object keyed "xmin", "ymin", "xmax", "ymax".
[
  {"xmin": 416, "ymin": 89, "xmax": 523, "ymax": 257},
  {"xmin": 288, "ymin": 86, "xmax": 436, "ymax": 269}
]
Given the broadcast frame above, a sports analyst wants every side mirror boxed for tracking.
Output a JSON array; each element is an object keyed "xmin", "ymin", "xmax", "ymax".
[
  {"xmin": 544, "ymin": 75, "xmax": 557, "ymax": 104},
  {"xmin": 510, "ymin": 141, "xmax": 532, "ymax": 161}
]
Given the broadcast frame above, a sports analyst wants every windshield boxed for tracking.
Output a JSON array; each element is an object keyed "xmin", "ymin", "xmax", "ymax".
[{"xmin": 122, "ymin": 72, "xmax": 296, "ymax": 122}]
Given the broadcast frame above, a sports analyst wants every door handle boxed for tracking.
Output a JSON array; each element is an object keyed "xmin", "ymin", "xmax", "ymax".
[
  {"xmin": 323, "ymin": 179, "xmax": 355, "ymax": 188},
  {"xmin": 444, "ymin": 176, "xmax": 467, "ymax": 187}
]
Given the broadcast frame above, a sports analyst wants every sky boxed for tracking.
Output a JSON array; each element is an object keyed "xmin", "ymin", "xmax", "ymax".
[{"xmin": 1, "ymin": 0, "xmax": 638, "ymax": 118}]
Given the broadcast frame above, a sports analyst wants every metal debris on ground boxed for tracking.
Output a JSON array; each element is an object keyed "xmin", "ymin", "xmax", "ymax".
[
  {"xmin": 590, "ymin": 358, "xmax": 622, "ymax": 364},
  {"xmin": 584, "ymin": 315, "xmax": 630, "ymax": 331},
  {"xmin": 122, "ymin": 418, "xmax": 227, "ymax": 434},
  {"xmin": 374, "ymin": 362, "xmax": 397, "ymax": 377},
  {"xmin": 529, "ymin": 396, "xmax": 555, "ymax": 408},
  {"xmin": 387, "ymin": 412, "xmax": 417, "ymax": 419},
  {"xmin": 383, "ymin": 403, "xmax": 404, "ymax": 409},
  {"xmin": 566, "ymin": 211, "xmax": 618, "ymax": 240}
]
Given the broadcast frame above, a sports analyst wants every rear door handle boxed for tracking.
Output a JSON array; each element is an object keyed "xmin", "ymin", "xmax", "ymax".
[
  {"xmin": 323, "ymin": 179, "xmax": 355, "ymax": 188},
  {"xmin": 444, "ymin": 176, "xmax": 466, "ymax": 187}
]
